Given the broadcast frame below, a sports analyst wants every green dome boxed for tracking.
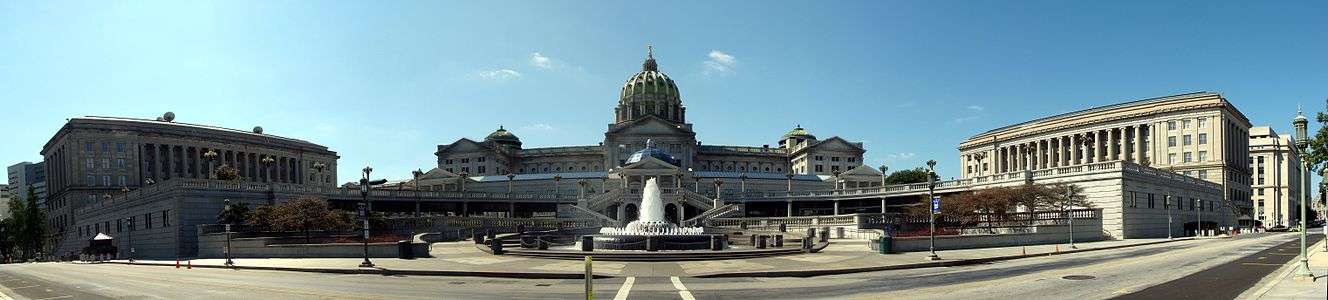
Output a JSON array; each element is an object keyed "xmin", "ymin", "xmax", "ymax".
[
  {"xmin": 782, "ymin": 124, "xmax": 816, "ymax": 140},
  {"xmin": 619, "ymin": 45, "xmax": 681, "ymax": 103},
  {"xmin": 485, "ymin": 126, "xmax": 521, "ymax": 145}
]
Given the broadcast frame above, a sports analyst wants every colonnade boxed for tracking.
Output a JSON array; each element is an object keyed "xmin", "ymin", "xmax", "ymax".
[
  {"xmin": 970, "ymin": 125, "xmax": 1151, "ymax": 174},
  {"xmin": 142, "ymin": 143, "xmax": 318, "ymax": 185}
]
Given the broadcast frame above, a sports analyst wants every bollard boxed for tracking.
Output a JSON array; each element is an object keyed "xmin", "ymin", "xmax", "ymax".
[
  {"xmin": 490, "ymin": 238, "xmax": 505, "ymax": 255},
  {"xmin": 711, "ymin": 235, "xmax": 723, "ymax": 251},
  {"xmin": 646, "ymin": 236, "xmax": 658, "ymax": 252},
  {"xmin": 585, "ymin": 256, "xmax": 594, "ymax": 300},
  {"xmin": 775, "ymin": 235, "xmax": 784, "ymax": 247},
  {"xmin": 582, "ymin": 236, "xmax": 594, "ymax": 252},
  {"xmin": 757, "ymin": 235, "xmax": 768, "ymax": 249}
]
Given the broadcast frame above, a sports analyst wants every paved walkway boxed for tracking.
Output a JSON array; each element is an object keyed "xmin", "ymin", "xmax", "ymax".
[
  {"xmin": 1244, "ymin": 233, "xmax": 1328, "ymax": 300},
  {"xmin": 105, "ymin": 237, "xmax": 1194, "ymax": 278}
]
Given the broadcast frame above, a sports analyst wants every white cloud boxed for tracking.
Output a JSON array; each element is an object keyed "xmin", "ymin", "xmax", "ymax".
[
  {"xmin": 530, "ymin": 52, "xmax": 553, "ymax": 69},
  {"xmin": 967, "ymin": 105, "xmax": 985, "ymax": 111},
  {"xmin": 477, "ymin": 69, "xmax": 522, "ymax": 80},
  {"xmin": 951, "ymin": 116, "xmax": 981, "ymax": 124},
  {"xmin": 887, "ymin": 152, "xmax": 917, "ymax": 160},
  {"xmin": 519, "ymin": 123, "xmax": 555, "ymax": 131},
  {"xmin": 703, "ymin": 50, "xmax": 738, "ymax": 76}
]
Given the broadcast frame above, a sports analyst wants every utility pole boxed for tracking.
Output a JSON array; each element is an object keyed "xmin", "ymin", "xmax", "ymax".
[
  {"xmin": 926, "ymin": 160, "xmax": 939, "ymax": 261},
  {"xmin": 1291, "ymin": 109, "xmax": 1315, "ymax": 278}
]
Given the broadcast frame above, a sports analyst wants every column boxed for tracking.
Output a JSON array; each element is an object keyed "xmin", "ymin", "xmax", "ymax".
[
  {"xmin": 1109, "ymin": 128, "xmax": 1119, "ymax": 161},
  {"xmin": 833, "ymin": 200, "xmax": 840, "ymax": 215},
  {"xmin": 1052, "ymin": 138, "xmax": 1061, "ymax": 167},
  {"xmin": 1136, "ymin": 125, "xmax": 1146, "ymax": 163},
  {"xmin": 788, "ymin": 201, "xmax": 794, "ymax": 217},
  {"xmin": 1035, "ymin": 141, "xmax": 1043, "ymax": 169},
  {"xmin": 1071, "ymin": 135, "xmax": 1080, "ymax": 165},
  {"xmin": 677, "ymin": 203, "xmax": 685, "ymax": 221}
]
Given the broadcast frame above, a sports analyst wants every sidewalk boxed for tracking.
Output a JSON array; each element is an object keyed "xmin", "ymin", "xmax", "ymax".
[
  {"xmin": 1243, "ymin": 236, "xmax": 1328, "ymax": 300},
  {"xmin": 97, "ymin": 236, "xmax": 1211, "ymax": 279}
]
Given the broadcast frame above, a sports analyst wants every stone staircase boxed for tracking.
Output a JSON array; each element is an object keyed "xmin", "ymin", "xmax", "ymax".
[
  {"xmin": 559, "ymin": 203, "xmax": 618, "ymax": 226},
  {"xmin": 683, "ymin": 203, "xmax": 743, "ymax": 227}
]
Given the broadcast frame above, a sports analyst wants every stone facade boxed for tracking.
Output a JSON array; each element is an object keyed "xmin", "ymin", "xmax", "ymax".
[
  {"xmin": 435, "ymin": 47, "xmax": 866, "ymax": 178},
  {"xmin": 41, "ymin": 114, "xmax": 338, "ymax": 258},
  {"xmin": 1248, "ymin": 126, "xmax": 1302, "ymax": 228},
  {"xmin": 957, "ymin": 92, "xmax": 1255, "ymax": 226}
]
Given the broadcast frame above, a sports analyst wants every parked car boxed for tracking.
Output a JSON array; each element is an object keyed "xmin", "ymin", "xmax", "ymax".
[{"xmin": 1266, "ymin": 225, "xmax": 1289, "ymax": 232}]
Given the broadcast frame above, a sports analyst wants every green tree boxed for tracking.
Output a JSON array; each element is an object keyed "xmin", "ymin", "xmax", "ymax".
[
  {"xmin": 884, "ymin": 167, "xmax": 940, "ymax": 185},
  {"xmin": 269, "ymin": 197, "xmax": 353, "ymax": 243},
  {"xmin": 216, "ymin": 201, "xmax": 251, "ymax": 225},
  {"xmin": 3, "ymin": 186, "xmax": 46, "ymax": 261}
]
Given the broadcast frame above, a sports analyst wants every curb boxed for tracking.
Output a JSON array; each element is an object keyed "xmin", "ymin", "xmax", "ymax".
[
  {"xmin": 695, "ymin": 237, "xmax": 1197, "ymax": 278},
  {"xmin": 99, "ymin": 261, "xmax": 609, "ymax": 279}
]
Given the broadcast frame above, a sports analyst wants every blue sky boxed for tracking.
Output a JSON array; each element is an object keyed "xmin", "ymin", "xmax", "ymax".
[{"xmin": 2, "ymin": 1, "xmax": 1326, "ymax": 183}]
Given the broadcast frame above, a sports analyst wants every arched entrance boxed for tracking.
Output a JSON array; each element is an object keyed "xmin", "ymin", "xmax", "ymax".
[
  {"xmin": 606, "ymin": 204, "xmax": 620, "ymax": 220},
  {"xmin": 665, "ymin": 203, "xmax": 679, "ymax": 224},
  {"xmin": 624, "ymin": 203, "xmax": 639, "ymax": 222}
]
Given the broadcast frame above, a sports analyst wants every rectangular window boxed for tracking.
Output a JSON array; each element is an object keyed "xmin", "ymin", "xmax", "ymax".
[
  {"xmin": 116, "ymin": 158, "xmax": 125, "ymax": 169},
  {"xmin": 461, "ymin": 167, "xmax": 469, "ymax": 173},
  {"xmin": 162, "ymin": 210, "xmax": 170, "ymax": 227},
  {"xmin": 103, "ymin": 175, "xmax": 111, "ymax": 186},
  {"xmin": 116, "ymin": 142, "xmax": 125, "ymax": 152},
  {"xmin": 1129, "ymin": 191, "xmax": 1138, "ymax": 208},
  {"xmin": 1183, "ymin": 119, "xmax": 1192, "ymax": 129},
  {"xmin": 1258, "ymin": 189, "xmax": 1264, "ymax": 196},
  {"xmin": 119, "ymin": 176, "xmax": 126, "ymax": 186},
  {"xmin": 445, "ymin": 159, "xmax": 453, "ymax": 164},
  {"xmin": 461, "ymin": 158, "xmax": 469, "ymax": 163},
  {"xmin": 831, "ymin": 165, "xmax": 840, "ymax": 172},
  {"xmin": 145, "ymin": 213, "xmax": 153, "ymax": 229},
  {"xmin": 831, "ymin": 157, "xmax": 841, "ymax": 162},
  {"xmin": 1198, "ymin": 117, "xmax": 1207, "ymax": 128},
  {"xmin": 1147, "ymin": 193, "xmax": 1155, "ymax": 209},
  {"xmin": 478, "ymin": 157, "xmax": 486, "ymax": 162},
  {"xmin": 1183, "ymin": 152, "xmax": 1192, "ymax": 163},
  {"xmin": 1198, "ymin": 151, "xmax": 1207, "ymax": 161},
  {"xmin": 117, "ymin": 219, "xmax": 122, "ymax": 232},
  {"xmin": 1198, "ymin": 133, "xmax": 1207, "ymax": 145},
  {"xmin": 87, "ymin": 158, "xmax": 95, "ymax": 169},
  {"xmin": 1168, "ymin": 136, "xmax": 1177, "ymax": 147},
  {"xmin": 815, "ymin": 165, "xmax": 824, "ymax": 172},
  {"xmin": 85, "ymin": 142, "xmax": 94, "ymax": 151},
  {"xmin": 1167, "ymin": 153, "xmax": 1176, "ymax": 164},
  {"xmin": 1198, "ymin": 170, "xmax": 1207, "ymax": 179},
  {"xmin": 101, "ymin": 142, "xmax": 110, "ymax": 152},
  {"xmin": 129, "ymin": 216, "xmax": 136, "ymax": 230},
  {"xmin": 87, "ymin": 175, "xmax": 96, "ymax": 186},
  {"xmin": 102, "ymin": 158, "xmax": 110, "ymax": 169},
  {"xmin": 815, "ymin": 156, "xmax": 824, "ymax": 161},
  {"xmin": 478, "ymin": 166, "xmax": 486, "ymax": 174},
  {"xmin": 1182, "ymin": 135, "xmax": 1192, "ymax": 146},
  {"xmin": 1167, "ymin": 121, "xmax": 1176, "ymax": 130}
]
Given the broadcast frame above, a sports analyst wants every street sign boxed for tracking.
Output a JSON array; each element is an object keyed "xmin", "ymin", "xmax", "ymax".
[
  {"xmin": 931, "ymin": 196, "xmax": 941, "ymax": 213},
  {"xmin": 357, "ymin": 203, "xmax": 366, "ymax": 218}
]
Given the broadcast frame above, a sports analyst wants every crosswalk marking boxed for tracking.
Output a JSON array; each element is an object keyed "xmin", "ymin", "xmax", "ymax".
[
  {"xmin": 613, "ymin": 277, "xmax": 634, "ymax": 300},
  {"xmin": 671, "ymin": 276, "xmax": 695, "ymax": 300}
]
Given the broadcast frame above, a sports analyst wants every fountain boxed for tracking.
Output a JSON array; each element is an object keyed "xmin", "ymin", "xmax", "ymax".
[{"xmin": 592, "ymin": 177, "xmax": 717, "ymax": 250}]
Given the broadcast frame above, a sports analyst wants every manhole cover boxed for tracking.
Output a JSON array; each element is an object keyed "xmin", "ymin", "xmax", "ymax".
[
  {"xmin": 449, "ymin": 281, "xmax": 466, "ymax": 285},
  {"xmin": 1062, "ymin": 275, "xmax": 1096, "ymax": 280}
]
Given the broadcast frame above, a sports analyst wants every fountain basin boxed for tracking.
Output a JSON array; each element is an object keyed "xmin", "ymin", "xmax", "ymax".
[{"xmin": 590, "ymin": 234, "xmax": 724, "ymax": 251}]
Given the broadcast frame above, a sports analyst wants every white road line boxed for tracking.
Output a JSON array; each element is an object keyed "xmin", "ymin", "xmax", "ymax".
[
  {"xmin": 35, "ymin": 296, "xmax": 73, "ymax": 300},
  {"xmin": 9, "ymin": 285, "xmax": 37, "ymax": 290},
  {"xmin": 613, "ymin": 277, "xmax": 635, "ymax": 300},
  {"xmin": 670, "ymin": 276, "xmax": 696, "ymax": 300}
]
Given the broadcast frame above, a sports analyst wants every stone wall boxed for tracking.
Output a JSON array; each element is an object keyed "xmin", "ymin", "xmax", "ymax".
[
  {"xmin": 886, "ymin": 221, "xmax": 1106, "ymax": 252},
  {"xmin": 196, "ymin": 233, "xmax": 428, "ymax": 258}
]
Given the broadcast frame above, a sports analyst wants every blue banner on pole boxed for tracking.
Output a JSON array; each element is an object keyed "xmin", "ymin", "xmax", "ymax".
[{"xmin": 931, "ymin": 196, "xmax": 941, "ymax": 213}]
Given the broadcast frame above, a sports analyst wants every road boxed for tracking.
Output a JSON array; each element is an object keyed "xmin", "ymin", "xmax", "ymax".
[{"xmin": 0, "ymin": 232, "xmax": 1313, "ymax": 299}]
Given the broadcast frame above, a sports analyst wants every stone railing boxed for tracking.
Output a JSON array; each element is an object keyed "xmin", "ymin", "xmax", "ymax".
[
  {"xmin": 584, "ymin": 189, "xmax": 623, "ymax": 211},
  {"xmin": 708, "ymin": 209, "xmax": 1101, "ymax": 232}
]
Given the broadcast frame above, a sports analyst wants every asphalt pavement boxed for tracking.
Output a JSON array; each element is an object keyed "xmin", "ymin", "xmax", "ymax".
[
  {"xmin": 0, "ymin": 232, "xmax": 1311, "ymax": 299},
  {"xmin": 1114, "ymin": 233, "xmax": 1324, "ymax": 300}
]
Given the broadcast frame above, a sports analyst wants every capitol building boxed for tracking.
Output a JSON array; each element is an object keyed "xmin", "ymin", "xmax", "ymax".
[{"xmin": 436, "ymin": 47, "xmax": 868, "ymax": 178}]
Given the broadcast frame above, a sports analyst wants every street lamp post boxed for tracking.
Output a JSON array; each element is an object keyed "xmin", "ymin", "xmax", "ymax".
[
  {"xmin": 223, "ymin": 199, "xmax": 234, "ymax": 267},
  {"xmin": 1197, "ymin": 197, "xmax": 1203, "ymax": 237},
  {"xmin": 358, "ymin": 165, "xmax": 383, "ymax": 268},
  {"xmin": 125, "ymin": 217, "xmax": 134, "ymax": 263},
  {"xmin": 1065, "ymin": 185, "xmax": 1076, "ymax": 249},
  {"xmin": 878, "ymin": 165, "xmax": 888, "ymax": 214},
  {"xmin": 1291, "ymin": 109, "xmax": 1315, "ymax": 278},
  {"xmin": 926, "ymin": 160, "xmax": 940, "ymax": 261},
  {"xmin": 1166, "ymin": 195, "xmax": 1173, "ymax": 240},
  {"xmin": 260, "ymin": 156, "xmax": 275, "ymax": 183}
]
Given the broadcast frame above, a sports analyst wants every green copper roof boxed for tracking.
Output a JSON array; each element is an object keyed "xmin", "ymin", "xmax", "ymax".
[{"xmin": 782, "ymin": 124, "xmax": 816, "ymax": 140}]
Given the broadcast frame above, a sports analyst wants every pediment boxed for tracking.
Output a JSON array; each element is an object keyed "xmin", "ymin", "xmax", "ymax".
[
  {"xmin": 608, "ymin": 116, "xmax": 693, "ymax": 135},
  {"xmin": 840, "ymin": 164, "xmax": 882, "ymax": 176},
  {"xmin": 441, "ymin": 138, "xmax": 491, "ymax": 154},
  {"xmin": 617, "ymin": 156, "xmax": 681, "ymax": 171},
  {"xmin": 808, "ymin": 136, "xmax": 864, "ymax": 152}
]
